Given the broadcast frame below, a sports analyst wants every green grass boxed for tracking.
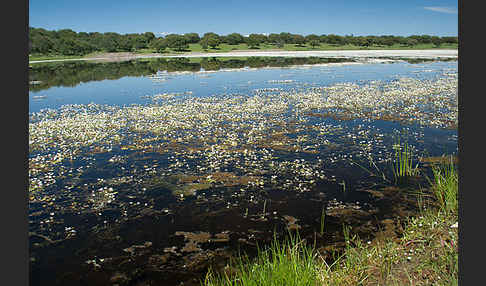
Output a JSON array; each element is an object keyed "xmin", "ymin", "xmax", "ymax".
[
  {"xmin": 204, "ymin": 233, "xmax": 321, "ymax": 286},
  {"xmin": 393, "ymin": 140, "xmax": 419, "ymax": 182},
  {"xmin": 29, "ymin": 42, "xmax": 458, "ymax": 62},
  {"xmin": 203, "ymin": 209, "xmax": 458, "ymax": 285},
  {"xmin": 203, "ymin": 154, "xmax": 458, "ymax": 286},
  {"xmin": 430, "ymin": 156, "xmax": 458, "ymax": 214}
]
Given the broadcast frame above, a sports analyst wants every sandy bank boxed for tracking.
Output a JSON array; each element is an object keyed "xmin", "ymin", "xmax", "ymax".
[{"xmin": 29, "ymin": 49, "xmax": 457, "ymax": 64}]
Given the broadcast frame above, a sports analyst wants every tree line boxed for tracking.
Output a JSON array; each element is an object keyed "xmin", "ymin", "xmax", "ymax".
[{"xmin": 29, "ymin": 27, "xmax": 458, "ymax": 56}]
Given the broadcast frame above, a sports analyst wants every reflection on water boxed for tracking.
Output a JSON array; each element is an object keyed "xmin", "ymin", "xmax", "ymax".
[{"xmin": 28, "ymin": 59, "xmax": 457, "ymax": 286}]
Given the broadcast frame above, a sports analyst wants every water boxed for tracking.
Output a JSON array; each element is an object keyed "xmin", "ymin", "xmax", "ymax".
[
  {"xmin": 28, "ymin": 59, "xmax": 457, "ymax": 285},
  {"xmin": 29, "ymin": 60, "xmax": 454, "ymax": 113}
]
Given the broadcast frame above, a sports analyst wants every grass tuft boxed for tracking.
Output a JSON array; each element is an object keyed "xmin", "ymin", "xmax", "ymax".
[
  {"xmin": 430, "ymin": 155, "xmax": 458, "ymax": 214},
  {"xmin": 393, "ymin": 140, "xmax": 420, "ymax": 183},
  {"xmin": 203, "ymin": 232, "xmax": 321, "ymax": 286}
]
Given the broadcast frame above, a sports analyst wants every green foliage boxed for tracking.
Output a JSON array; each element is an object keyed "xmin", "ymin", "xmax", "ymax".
[
  {"xmin": 203, "ymin": 233, "xmax": 320, "ymax": 286},
  {"xmin": 29, "ymin": 26, "xmax": 458, "ymax": 57},
  {"xmin": 309, "ymin": 40, "xmax": 320, "ymax": 48},
  {"xmin": 291, "ymin": 34, "xmax": 306, "ymax": 46},
  {"xmin": 392, "ymin": 140, "xmax": 419, "ymax": 182},
  {"xmin": 164, "ymin": 34, "xmax": 189, "ymax": 51},
  {"xmin": 29, "ymin": 27, "xmax": 157, "ymax": 56},
  {"xmin": 226, "ymin": 33, "xmax": 245, "ymax": 45},
  {"xmin": 200, "ymin": 58, "xmax": 222, "ymax": 70},
  {"xmin": 246, "ymin": 34, "xmax": 263, "ymax": 48},
  {"xmin": 184, "ymin": 32, "xmax": 201, "ymax": 44},
  {"xmin": 200, "ymin": 33, "xmax": 221, "ymax": 49},
  {"xmin": 305, "ymin": 34, "xmax": 320, "ymax": 43},
  {"xmin": 268, "ymin": 33, "xmax": 281, "ymax": 45},
  {"xmin": 431, "ymin": 156, "xmax": 458, "ymax": 214},
  {"xmin": 150, "ymin": 38, "xmax": 168, "ymax": 53},
  {"xmin": 201, "ymin": 151, "xmax": 458, "ymax": 286},
  {"xmin": 326, "ymin": 34, "xmax": 345, "ymax": 45}
]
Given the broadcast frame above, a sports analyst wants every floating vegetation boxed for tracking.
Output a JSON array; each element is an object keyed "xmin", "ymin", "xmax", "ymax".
[
  {"xmin": 28, "ymin": 67, "xmax": 457, "ymax": 215},
  {"xmin": 28, "ymin": 61, "xmax": 458, "ymax": 286}
]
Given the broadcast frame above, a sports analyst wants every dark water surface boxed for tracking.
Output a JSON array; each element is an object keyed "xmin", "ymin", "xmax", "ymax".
[{"xmin": 28, "ymin": 59, "xmax": 457, "ymax": 285}]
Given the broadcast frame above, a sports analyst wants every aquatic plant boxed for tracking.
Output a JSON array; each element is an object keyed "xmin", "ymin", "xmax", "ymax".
[
  {"xmin": 430, "ymin": 155, "xmax": 458, "ymax": 214},
  {"xmin": 349, "ymin": 155, "xmax": 392, "ymax": 184},
  {"xmin": 392, "ymin": 140, "xmax": 419, "ymax": 183},
  {"xmin": 319, "ymin": 207, "xmax": 326, "ymax": 236},
  {"xmin": 262, "ymin": 200, "xmax": 267, "ymax": 218},
  {"xmin": 339, "ymin": 180, "xmax": 346, "ymax": 193}
]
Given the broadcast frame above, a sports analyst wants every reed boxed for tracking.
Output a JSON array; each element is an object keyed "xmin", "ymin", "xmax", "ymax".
[
  {"xmin": 319, "ymin": 207, "xmax": 326, "ymax": 236},
  {"xmin": 392, "ymin": 140, "xmax": 419, "ymax": 182},
  {"xmin": 430, "ymin": 155, "xmax": 458, "ymax": 214}
]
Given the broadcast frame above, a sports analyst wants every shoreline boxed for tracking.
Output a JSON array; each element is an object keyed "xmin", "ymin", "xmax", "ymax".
[{"xmin": 29, "ymin": 49, "xmax": 458, "ymax": 64}]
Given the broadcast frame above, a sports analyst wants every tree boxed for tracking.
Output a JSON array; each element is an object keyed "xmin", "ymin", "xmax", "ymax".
[
  {"xmin": 254, "ymin": 34, "xmax": 268, "ymax": 44},
  {"xmin": 142, "ymin": 32, "xmax": 155, "ymax": 46},
  {"xmin": 431, "ymin": 36, "xmax": 442, "ymax": 47},
  {"xmin": 319, "ymin": 35, "xmax": 328, "ymax": 44},
  {"xmin": 150, "ymin": 38, "xmax": 167, "ymax": 53},
  {"xmin": 207, "ymin": 36, "xmax": 220, "ymax": 49},
  {"xmin": 291, "ymin": 34, "xmax": 306, "ymax": 46},
  {"xmin": 246, "ymin": 34, "xmax": 264, "ymax": 48},
  {"xmin": 56, "ymin": 38, "xmax": 89, "ymax": 55},
  {"xmin": 128, "ymin": 34, "xmax": 147, "ymax": 50},
  {"xmin": 101, "ymin": 32, "xmax": 122, "ymax": 52},
  {"xmin": 55, "ymin": 29, "xmax": 77, "ymax": 39},
  {"xmin": 279, "ymin": 32, "xmax": 293, "ymax": 44},
  {"xmin": 164, "ymin": 34, "xmax": 189, "ymax": 51},
  {"xmin": 441, "ymin": 36, "xmax": 458, "ymax": 44},
  {"xmin": 404, "ymin": 38, "xmax": 418, "ymax": 47},
  {"xmin": 118, "ymin": 35, "xmax": 134, "ymax": 51},
  {"xmin": 30, "ymin": 34, "xmax": 55, "ymax": 54},
  {"xmin": 268, "ymin": 33, "xmax": 280, "ymax": 44},
  {"xmin": 305, "ymin": 34, "xmax": 320, "ymax": 43},
  {"xmin": 183, "ymin": 33, "xmax": 200, "ymax": 44},
  {"xmin": 412, "ymin": 35, "xmax": 432, "ymax": 44},
  {"xmin": 356, "ymin": 37, "xmax": 371, "ymax": 47},
  {"xmin": 275, "ymin": 40, "xmax": 285, "ymax": 48},
  {"xmin": 380, "ymin": 36, "xmax": 396, "ymax": 47},
  {"xmin": 326, "ymin": 34, "xmax": 344, "ymax": 45},
  {"xmin": 309, "ymin": 40, "xmax": 320, "ymax": 49},
  {"xmin": 200, "ymin": 33, "xmax": 221, "ymax": 49},
  {"xmin": 226, "ymin": 33, "xmax": 245, "ymax": 45},
  {"xmin": 202, "ymin": 32, "xmax": 220, "ymax": 41}
]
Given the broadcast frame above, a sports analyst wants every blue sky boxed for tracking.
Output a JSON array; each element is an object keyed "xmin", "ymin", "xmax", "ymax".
[{"xmin": 29, "ymin": 0, "xmax": 458, "ymax": 36}]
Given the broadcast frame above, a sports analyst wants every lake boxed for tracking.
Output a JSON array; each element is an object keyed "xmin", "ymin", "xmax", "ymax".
[{"xmin": 28, "ymin": 57, "xmax": 457, "ymax": 285}]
